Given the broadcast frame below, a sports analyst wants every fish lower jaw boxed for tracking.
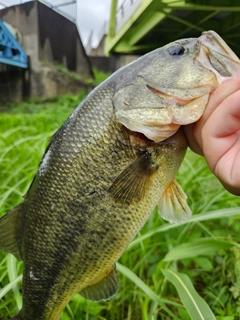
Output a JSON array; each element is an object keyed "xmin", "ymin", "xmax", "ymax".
[
  {"xmin": 139, "ymin": 124, "xmax": 180, "ymax": 143},
  {"xmin": 122, "ymin": 120, "xmax": 180, "ymax": 143}
]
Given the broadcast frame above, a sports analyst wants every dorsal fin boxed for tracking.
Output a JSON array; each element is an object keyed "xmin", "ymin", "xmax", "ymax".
[
  {"xmin": 0, "ymin": 204, "xmax": 22, "ymax": 260},
  {"xmin": 109, "ymin": 151, "xmax": 158, "ymax": 205},
  {"xmin": 80, "ymin": 265, "xmax": 118, "ymax": 301}
]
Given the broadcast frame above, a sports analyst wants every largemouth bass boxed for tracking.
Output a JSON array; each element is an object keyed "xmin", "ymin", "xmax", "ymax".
[{"xmin": 0, "ymin": 31, "xmax": 240, "ymax": 320}]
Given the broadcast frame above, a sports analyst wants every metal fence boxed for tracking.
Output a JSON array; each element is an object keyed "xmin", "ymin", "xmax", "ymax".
[
  {"xmin": 116, "ymin": 0, "xmax": 142, "ymax": 33},
  {"xmin": 0, "ymin": 0, "xmax": 76, "ymax": 22}
]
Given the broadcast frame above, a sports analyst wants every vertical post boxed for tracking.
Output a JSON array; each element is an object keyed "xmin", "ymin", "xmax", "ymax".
[{"xmin": 109, "ymin": 0, "xmax": 118, "ymax": 38}]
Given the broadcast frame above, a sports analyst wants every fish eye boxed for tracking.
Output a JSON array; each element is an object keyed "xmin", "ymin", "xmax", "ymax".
[{"xmin": 167, "ymin": 44, "xmax": 185, "ymax": 56}]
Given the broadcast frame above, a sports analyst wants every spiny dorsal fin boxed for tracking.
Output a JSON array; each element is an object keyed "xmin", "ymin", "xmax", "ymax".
[
  {"xmin": 0, "ymin": 204, "xmax": 22, "ymax": 260},
  {"xmin": 109, "ymin": 151, "xmax": 158, "ymax": 205},
  {"xmin": 158, "ymin": 179, "xmax": 191, "ymax": 224},
  {"xmin": 80, "ymin": 265, "xmax": 118, "ymax": 301}
]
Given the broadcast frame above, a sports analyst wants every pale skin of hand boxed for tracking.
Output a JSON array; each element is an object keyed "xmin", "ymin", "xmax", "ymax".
[{"xmin": 184, "ymin": 75, "xmax": 240, "ymax": 196}]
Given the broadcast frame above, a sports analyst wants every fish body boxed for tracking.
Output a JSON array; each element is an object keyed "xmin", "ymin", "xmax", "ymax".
[{"xmin": 1, "ymin": 31, "xmax": 240, "ymax": 320}]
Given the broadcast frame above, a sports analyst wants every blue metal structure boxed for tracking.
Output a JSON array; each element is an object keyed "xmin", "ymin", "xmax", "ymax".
[
  {"xmin": 0, "ymin": 0, "xmax": 77, "ymax": 69},
  {"xmin": 0, "ymin": 19, "xmax": 28, "ymax": 68}
]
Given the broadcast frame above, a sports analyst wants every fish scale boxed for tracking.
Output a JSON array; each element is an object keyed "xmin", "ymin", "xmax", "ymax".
[{"xmin": 1, "ymin": 31, "xmax": 240, "ymax": 319}]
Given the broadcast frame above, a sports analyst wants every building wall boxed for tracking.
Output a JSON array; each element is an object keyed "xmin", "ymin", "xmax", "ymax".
[
  {"xmin": 89, "ymin": 55, "xmax": 140, "ymax": 74},
  {"xmin": 0, "ymin": 64, "xmax": 28, "ymax": 104},
  {"xmin": 37, "ymin": 2, "xmax": 92, "ymax": 77},
  {"xmin": 0, "ymin": 1, "xmax": 93, "ymax": 101}
]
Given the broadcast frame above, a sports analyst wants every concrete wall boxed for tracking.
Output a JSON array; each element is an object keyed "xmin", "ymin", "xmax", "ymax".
[
  {"xmin": 89, "ymin": 56, "xmax": 117, "ymax": 73},
  {"xmin": 0, "ymin": 1, "xmax": 93, "ymax": 102},
  {"xmin": 89, "ymin": 55, "xmax": 140, "ymax": 74},
  {"xmin": 37, "ymin": 2, "xmax": 91, "ymax": 76},
  {"xmin": 0, "ymin": 64, "xmax": 29, "ymax": 104}
]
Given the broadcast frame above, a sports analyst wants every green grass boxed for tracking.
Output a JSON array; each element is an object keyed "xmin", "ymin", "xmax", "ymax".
[
  {"xmin": 53, "ymin": 60, "xmax": 112, "ymax": 87},
  {"xmin": 0, "ymin": 90, "xmax": 240, "ymax": 320}
]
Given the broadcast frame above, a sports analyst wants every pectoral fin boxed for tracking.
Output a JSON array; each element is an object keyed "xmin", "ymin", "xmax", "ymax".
[
  {"xmin": 109, "ymin": 151, "xmax": 158, "ymax": 205},
  {"xmin": 80, "ymin": 265, "xmax": 118, "ymax": 301},
  {"xmin": 0, "ymin": 204, "xmax": 22, "ymax": 260},
  {"xmin": 158, "ymin": 179, "xmax": 191, "ymax": 224}
]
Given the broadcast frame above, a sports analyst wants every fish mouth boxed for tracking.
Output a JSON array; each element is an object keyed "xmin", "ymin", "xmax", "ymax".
[
  {"xmin": 116, "ymin": 88, "xmax": 210, "ymax": 143},
  {"xmin": 196, "ymin": 31, "xmax": 240, "ymax": 83},
  {"xmin": 147, "ymin": 85, "xmax": 210, "ymax": 108},
  {"xmin": 199, "ymin": 31, "xmax": 239, "ymax": 64}
]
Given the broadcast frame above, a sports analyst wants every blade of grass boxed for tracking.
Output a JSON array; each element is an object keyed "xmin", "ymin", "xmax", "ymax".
[
  {"xmin": 0, "ymin": 274, "xmax": 22, "ymax": 300},
  {"xmin": 127, "ymin": 207, "xmax": 240, "ymax": 250},
  {"xmin": 7, "ymin": 255, "xmax": 22, "ymax": 310},
  {"xmin": 117, "ymin": 262, "xmax": 182, "ymax": 320},
  {"xmin": 162, "ymin": 269, "xmax": 216, "ymax": 320},
  {"xmin": 163, "ymin": 238, "xmax": 235, "ymax": 262}
]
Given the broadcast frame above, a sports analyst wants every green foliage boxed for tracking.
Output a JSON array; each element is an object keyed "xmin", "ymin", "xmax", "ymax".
[
  {"xmin": 53, "ymin": 61, "xmax": 111, "ymax": 86},
  {"xmin": 0, "ymin": 91, "xmax": 88, "ymax": 115},
  {"xmin": 0, "ymin": 92, "xmax": 240, "ymax": 319},
  {"xmin": 86, "ymin": 67, "xmax": 112, "ymax": 86},
  {"xmin": 162, "ymin": 269, "xmax": 216, "ymax": 320},
  {"xmin": 53, "ymin": 61, "xmax": 84, "ymax": 82}
]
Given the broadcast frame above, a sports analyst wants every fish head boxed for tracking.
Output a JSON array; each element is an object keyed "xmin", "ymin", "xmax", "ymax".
[{"xmin": 113, "ymin": 31, "xmax": 240, "ymax": 143}]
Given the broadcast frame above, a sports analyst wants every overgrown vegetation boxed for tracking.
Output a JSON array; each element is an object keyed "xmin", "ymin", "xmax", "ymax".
[
  {"xmin": 0, "ymin": 86, "xmax": 240, "ymax": 319},
  {"xmin": 53, "ymin": 61, "xmax": 112, "ymax": 86}
]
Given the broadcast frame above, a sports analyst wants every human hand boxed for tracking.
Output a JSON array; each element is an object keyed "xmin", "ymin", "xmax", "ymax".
[{"xmin": 184, "ymin": 75, "xmax": 240, "ymax": 195}]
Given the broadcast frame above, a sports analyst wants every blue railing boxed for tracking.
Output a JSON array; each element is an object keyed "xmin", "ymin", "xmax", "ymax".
[{"xmin": 0, "ymin": 19, "xmax": 28, "ymax": 68}]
